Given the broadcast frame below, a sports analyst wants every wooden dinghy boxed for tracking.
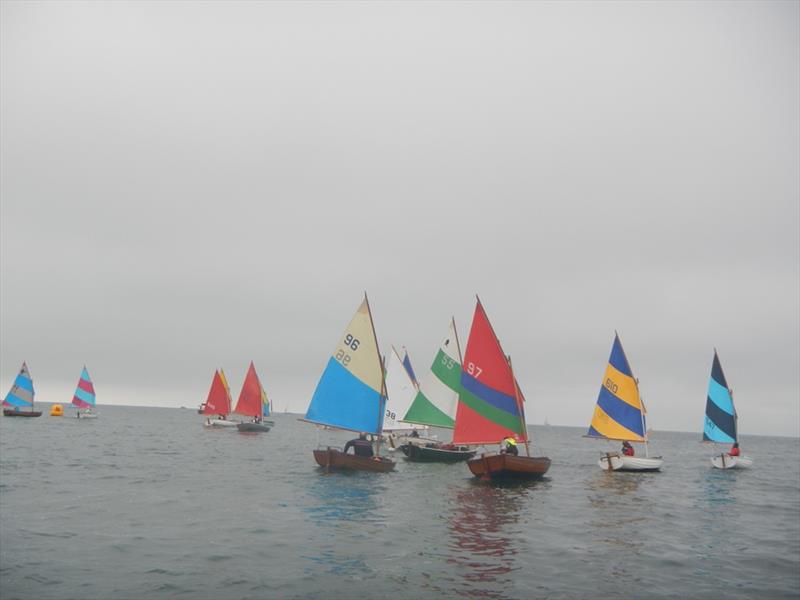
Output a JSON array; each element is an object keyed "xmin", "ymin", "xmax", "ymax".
[
  {"xmin": 313, "ymin": 447, "xmax": 395, "ymax": 473},
  {"xmin": 302, "ymin": 294, "xmax": 395, "ymax": 473},
  {"xmin": 401, "ymin": 443, "xmax": 476, "ymax": 463},
  {"xmin": 3, "ymin": 363, "xmax": 41, "ymax": 417},
  {"xmin": 468, "ymin": 453, "xmax": 551, "ymax": 480}
]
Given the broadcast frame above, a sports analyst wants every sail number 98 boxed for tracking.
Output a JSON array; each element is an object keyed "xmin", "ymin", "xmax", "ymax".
[
  {"xmin": 467, "ymin": 362, "xmax": 482, "ymax": 378},
  {"xmin": 604, "ymin": 378, "xmax": 619, "ymax": 394}
]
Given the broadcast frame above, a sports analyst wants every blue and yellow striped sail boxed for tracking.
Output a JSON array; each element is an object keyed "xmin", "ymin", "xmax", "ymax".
[
  {"xmin": 3, "ymin": 362, "xmax": 35, "ymax": 409},
  {"xmin": 587, "ymin": 334, "xmax": 646, "ymax": 442},
  {"xmin": 703, "ymin": 350, "xmax": 737, "ymax": 443}
]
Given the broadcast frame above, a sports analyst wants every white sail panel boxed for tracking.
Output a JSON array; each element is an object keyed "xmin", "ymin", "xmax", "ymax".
[{"xmin": 383, "ymin": 347, "xmax": 419, "ymax": 431}]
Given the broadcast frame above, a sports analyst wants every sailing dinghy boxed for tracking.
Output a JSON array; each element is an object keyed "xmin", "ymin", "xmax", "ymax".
[
  {"xmin": 235, "ymin": 362, "xmax": 272, "ymax": 432},
  {"xmin": 3, "ymin": 362, "xmax": 41, "ymax": 417},
  {"xmin": 456, "ymin": 298, "xmax": 551, "ymax": 480},
  {"xmin": 203, "ymin": 370, "xmax": 238, "ymax": 428},
  {"xmin": 586, "ymin": 333, "xmax": 662, "ymax": 471},
  {"xmin": 303, "ymin": 294, "xmax": 395, "ymax": 472},
  {"xmin": 399, "ymin": 318, "xmax": 476, "ymax": 463},
  {"xmin": 704, "ymin": 350, "xmax": 753, "ymax": 469},
  {"xmin": 72, "ymin": 367, "xmax": 98, "ymax": 419}
]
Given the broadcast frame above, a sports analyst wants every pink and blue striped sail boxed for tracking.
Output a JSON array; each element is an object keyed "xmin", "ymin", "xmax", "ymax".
[
  {"xmin": 72, "ymin": 367, "xmax": 96, "ymax": 408},
  {"xmin": 703, "ymin": 350, "xmax": 737, "ymax": 443},
  {"xmin": 3, "ymin": 362, "xmax": 35, "ymax": 408}
]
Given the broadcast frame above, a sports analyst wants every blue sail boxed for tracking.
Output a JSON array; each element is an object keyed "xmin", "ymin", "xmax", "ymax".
[
  {"xmin": 3, "ymin": 363, "xmax": 35, "ymax": 408},
  {"xmin": 703, "ymin": 350, "xmax": 737, "ymax": 443},
  {"xmin": 402, "ymin": 348, "xmax": 418, "ymax": 386}
]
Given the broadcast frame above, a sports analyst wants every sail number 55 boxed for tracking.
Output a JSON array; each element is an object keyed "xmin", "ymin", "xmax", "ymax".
[{"xmin": 466, "ymin": 362, "xmax": 482, "ymax": 378}]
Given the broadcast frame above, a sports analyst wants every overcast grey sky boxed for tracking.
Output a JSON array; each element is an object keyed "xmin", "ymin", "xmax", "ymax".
[{"xmin": 2, "ymin": 1, "xmax": 798, "ymax": 436}]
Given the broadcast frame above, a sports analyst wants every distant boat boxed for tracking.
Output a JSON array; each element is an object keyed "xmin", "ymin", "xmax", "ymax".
[
  {"xmin": 704, "ymin": 350, "xmax": 753, "ymax": 469},
  {"xmin": 456, "ymin": 298, "xmax": 551, "ymax": 480},
  {"xmin": 586, "ymin": 333, "xmax": 663, "ymax": 472},
  {"xmin": 234, "ymin": 362, "xmax": 272, "ymax": 433},
  {"xmin": 303, "ymin": 294, "xmax": 395, "ymax": 472},
  {"xmin": 3, "ymin": 362, "xmax": 41, "ymax": 417},
  {"xmin": 203, "ymin": 369, "xmax": 237, "ymax": 428},
  {"xmin": 400, "ymin": 318, "xmax": 475, "ymax": 463},
  {"xmin": 72, "ymin": 366, "xmax": 98, "ymax": 419}
]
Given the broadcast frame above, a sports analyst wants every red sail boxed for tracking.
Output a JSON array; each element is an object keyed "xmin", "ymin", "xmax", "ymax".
[
  {"xmin": 203, "ymin": 370, "xmax": 231, "ymax": 416},
  {"xmin": 235, "ymin": 362, "xmax": 264, "ymax": 417},
  {"xmin": 452, "ymin": 299, "xmax": 528, "ymax": 445}
]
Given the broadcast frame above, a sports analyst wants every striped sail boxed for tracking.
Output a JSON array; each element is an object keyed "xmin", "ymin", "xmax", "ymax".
[
  {"xmin": 402, "ymin": 319, "xmax": 462, "ymax": 428},
  {"xmin": 587, "ymin": 333, "xmax": 646, "ymax": 442},
  {"xmin": 261, "ymin": 385, "xmax": 271, "ymax": 418},
  {"xmin": 71, "ymin": 367, "xmax": 96, "ymax": 408},
  {"xmin": 703, "ymin": 350, "xmax": 737, "ymax": 443},
  {"xmin": 452, "ymin": 300, "xmax": 528, "ymax": 445},
  {"xmin": 235, "ymin": 362, "xmax": 266, "ymax": 418},
  {"xmin": 305, "ymin": 295, "xmax": 385, "ymax": 435},
  {"xmin": 383, "ymin": 346, "xmax": 419, "ymax": 431},
  {"xmin": 3, "ymin": 362, "xmax": 35, "ymax": 409},
  {"xmin": 401, "ymin": 348, "xmax": 418, "ymax": 387},
  {"xmin": 203, "ymin": 370, "xmax": 231, "ymax": 416}
]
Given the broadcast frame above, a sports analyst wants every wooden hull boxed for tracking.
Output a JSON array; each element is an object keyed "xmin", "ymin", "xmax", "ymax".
[
  {"xmin": 3, "ymin": 409, "xmax": 42, "ymax": 417},
  {"xmin": 401, "ymin": 443, "xmax": 476, "ymax": 463},
  {"xmin": 598, "ymin": 453, "xmax": 663, "ymax": 472},
  {"xmin": 711, "ymin": 454, "xmax": 753, "ymax": 469},
  {"xmin": 313, "ymin": 448, "xmax": 395, "ymax": 473},
  {"xmin": 237, "ymin": 422, "xmax": 271, "ymax": 433},
  {"xmin": 467, "ymin": 453, "xmax": 551, "ymax": 480}
]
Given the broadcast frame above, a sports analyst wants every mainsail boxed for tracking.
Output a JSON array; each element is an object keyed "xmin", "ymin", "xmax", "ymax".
[
  {"xmin": 305, "ymin": 295, "xmax": 385, "ymax": 435},
  {"xmin": 71, "ymin": 367, "xmax": 96, "ymax": 409},
  {"xmin": 203, "ymin": 370, "xmax": 232, "ymax": 416},
  {"xmin": 2, "ymin": 362, "xmax": 35, "ymax": 409},
  {"xmin": 452, "ymin": 299, "xmax": 528, "ymax": 445},
  {"xmin": 402, "ymin": 319, "xmax": 462, "ymax": 428},
  {"xmin": 383, "ymin": 346, "xmax": 419, "ymax": 431},
  {"xmin": 235, "ymin": 362, "xmax": 267, "ymax": 418},
  {"xmin": 703, "ymin": 350, "xmax": 737, "ymax": 443},
  {"xmin": 587, "ymin": 333, "xmax": 647, "ymax": 442}
]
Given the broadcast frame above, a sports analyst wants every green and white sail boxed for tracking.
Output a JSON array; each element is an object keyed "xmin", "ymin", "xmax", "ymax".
[{"xmin": 402, "ymin": 318, "xmax": 462, "ymax": 429}]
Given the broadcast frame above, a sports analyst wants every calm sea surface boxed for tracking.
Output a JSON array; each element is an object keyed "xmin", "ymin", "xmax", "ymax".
[{"xmin": 1, "ymin": 406, "xmax": 798, "ymax": 600}]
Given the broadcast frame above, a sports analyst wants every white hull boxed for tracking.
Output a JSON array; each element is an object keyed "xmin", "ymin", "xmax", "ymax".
[
  {"xmin": 711, "ymin": 454, "xmax": 753, "ymax": 469},
  {"xmin": 76, "ymin": 413, "xmax": 98, "ymax": 419},
  {"xmin": 598, "ymin": 453, "xmax": 663, "ymax": 472},
  {"xmin": 206, "ymin": 419, "xmax": 238, "ymax": 428}
]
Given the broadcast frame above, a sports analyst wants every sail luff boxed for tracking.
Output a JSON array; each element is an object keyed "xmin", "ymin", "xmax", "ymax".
[{"xmin": 364, "ymin": 292, "xmax": 386, "ymax": 436}]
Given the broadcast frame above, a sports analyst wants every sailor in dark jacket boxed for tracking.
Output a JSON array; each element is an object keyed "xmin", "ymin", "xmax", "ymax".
[{"xmin": 344, "ymin": 432, "xmax": 374, "ymax": 457}]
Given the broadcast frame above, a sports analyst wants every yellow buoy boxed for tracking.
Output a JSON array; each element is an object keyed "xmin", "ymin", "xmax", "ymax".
[{"xmin": 50, "ymin": 404, "xmax": 64, "ymax": 416}]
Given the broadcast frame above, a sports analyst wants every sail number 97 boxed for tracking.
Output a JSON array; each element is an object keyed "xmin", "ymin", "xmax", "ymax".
[
  {"xmin": 604, "ymin": 378, "xmax": 619, "ymax": 394},
  {"xmin": 466, "ymin": 362, "xmax": 482, "ymax": 378}
]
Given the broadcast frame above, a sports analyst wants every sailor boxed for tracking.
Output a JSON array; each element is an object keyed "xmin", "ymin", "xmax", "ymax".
[
  {"xmin": 729, "ymin": 442, "xmax": 740, "ymax": 457},
  {"xmin": 621, "ymin": 441, "xmax": 634, "ymax": 456},
  {"xmin": 500, "ymin": 436, "xmax": 519, "ymax": 456},
  {"xmin": 344, "ymin": 432, "xmax": 374, "ymax": 457}
]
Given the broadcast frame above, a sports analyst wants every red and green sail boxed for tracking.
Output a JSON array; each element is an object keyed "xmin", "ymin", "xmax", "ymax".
[{"xmin": 452, "ymin": 299, "xmax": 528, "ymax": 445}]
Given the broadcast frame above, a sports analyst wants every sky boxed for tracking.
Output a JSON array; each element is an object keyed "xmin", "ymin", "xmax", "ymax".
[{"xmin": 1, "ymin": 1, "xmax": 798, "ymax": 436}]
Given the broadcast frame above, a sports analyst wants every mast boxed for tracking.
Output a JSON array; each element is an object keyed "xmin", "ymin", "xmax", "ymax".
[
  {"xmin": 616, "ymin": 331, "xmax": 649, "ymax": 457},
  {"xmin": 507, "ymin": 355, "xmax": 530, "ymax": 457},
  {"xmin": 364, "ymin": 292, "xmax": 385, "ymax": 455}
]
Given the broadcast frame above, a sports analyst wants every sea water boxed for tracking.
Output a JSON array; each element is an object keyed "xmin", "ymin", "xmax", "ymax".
[{"xmin": 1, "ymin": 405, "xmax": 798, "ymax": 600}]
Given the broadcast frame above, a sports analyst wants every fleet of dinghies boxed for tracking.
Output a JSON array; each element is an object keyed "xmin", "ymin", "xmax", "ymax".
[{"xmin": 2, "ymin": 294, "xmax": 756, "ymax": 476}]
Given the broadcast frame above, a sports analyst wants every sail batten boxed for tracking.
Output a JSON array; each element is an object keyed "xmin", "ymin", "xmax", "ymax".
[
  {"xmin": 703, "ymin": 350, "xmax": 737, "ymax": 442},
  {"xmin": 304, "ymin": 296, "xmax": 385, "ymax": 435},
  {"xmin": 587, "ymin": 334, "xmax": 646, "ymax": 442}
]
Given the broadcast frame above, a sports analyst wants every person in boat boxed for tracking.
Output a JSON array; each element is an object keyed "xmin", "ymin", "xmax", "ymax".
[
  {"xmin": 410, "ymin": 430, "xmax": 420, "ymax": 438},
  {"xmin": 621, "ymin": 441, "xmax": 634, "ymax": 456},
  {"xmin": 729, "ymin": 442, "xmax": 740, "ymax": 457},
  {"xmin": 344, "ymin": 432, "xmax": 374, "ymax": 457},
  {"xmin": 500, "ymin": 436, "xmax": 519, "ymax": 456}
]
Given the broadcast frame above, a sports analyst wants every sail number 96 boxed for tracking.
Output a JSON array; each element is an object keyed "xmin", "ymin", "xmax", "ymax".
[
  {"xmin": 466, "ymin": 362, "xmax": 482, "ymax": 378},
  {"xmin": 604, "ymin": 378, "xmax": 619, "ymax": 394},
  {"xmin": 336, "ymin": 334, "xmax": 361, "ymax": 367}
]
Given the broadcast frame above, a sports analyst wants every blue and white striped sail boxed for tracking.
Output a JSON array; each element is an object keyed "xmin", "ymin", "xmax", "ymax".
[
  {"xmin": 703, "ymin": 350, "xmax": 737, "ymax": 443},
  {"xmin": 3, "ymin": 362, "xmax": 35, "ymax": 409},
  {"xmin": 587, "ymin": 333, "xmax": 647, "ymax": 442},
  {"xmin": 305, "ymin": 295, "xmax": 386, "ymax": 435}
]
